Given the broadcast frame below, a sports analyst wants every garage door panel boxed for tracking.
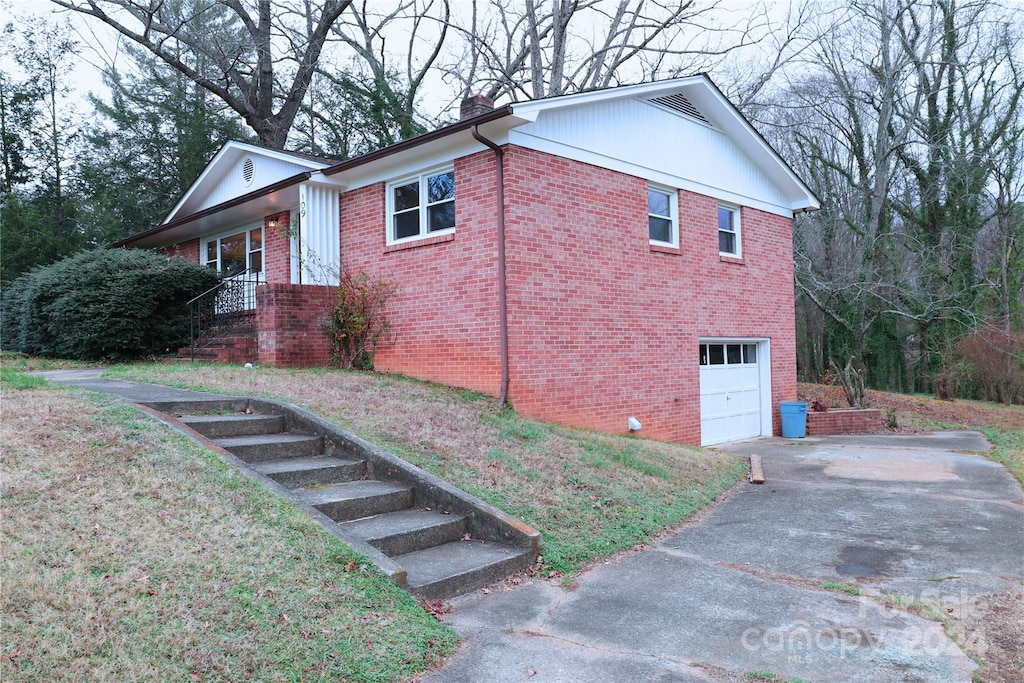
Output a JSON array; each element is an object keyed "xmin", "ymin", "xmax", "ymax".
[{"xmin": 699, "ymin": 342, "xmax": 764, "ymax": 446}]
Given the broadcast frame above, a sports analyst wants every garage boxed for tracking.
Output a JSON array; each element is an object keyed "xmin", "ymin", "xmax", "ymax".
[{"xmin": 699, "ymin": 340, "xmax": 770, "ymax": 446}]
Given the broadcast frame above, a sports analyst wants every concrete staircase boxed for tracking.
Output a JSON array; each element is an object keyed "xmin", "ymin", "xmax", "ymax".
[{"xmin": 151, "ymin": 397, "xmax": 540, "ymax": 599}]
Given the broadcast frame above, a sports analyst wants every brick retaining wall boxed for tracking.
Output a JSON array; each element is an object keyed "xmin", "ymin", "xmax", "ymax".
[{"xmin": 806, "ymin": 409, "xmax": 882, "ymax": 436}]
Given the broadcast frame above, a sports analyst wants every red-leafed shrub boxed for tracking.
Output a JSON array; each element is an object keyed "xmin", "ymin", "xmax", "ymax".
[
  {"xmin": 323, "ymin": 270, "xmax": 397, "ymax": 370},
  {"xmin": 956, "ymin": 330, "xmax": 1024, "ymax": 405}
]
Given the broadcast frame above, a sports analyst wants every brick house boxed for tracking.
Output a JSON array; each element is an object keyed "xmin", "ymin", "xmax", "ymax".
[{"xmin": 117, "ymin": 75, "xmax": 820, "ymax": 446}]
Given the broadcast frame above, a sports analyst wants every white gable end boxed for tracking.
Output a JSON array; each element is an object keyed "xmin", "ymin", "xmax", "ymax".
[
  {"xmin": 508, "ymin": 86, "xmax": 815, "ymax": 216},
  {"xmin": 194, "ymin": 155, "xmax": 316, "ymax": 213},
  {"xmin": 162, "ymin": 141, "xmax": 332, "ymax": 225}
]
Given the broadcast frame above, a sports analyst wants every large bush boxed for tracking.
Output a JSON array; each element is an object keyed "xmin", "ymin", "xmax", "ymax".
[
  {"xmin": 0, "ymin": 249, "xmax": 219, "ymax": 360},
  {"xmin": 956, "ymin": 330, "xmax": 1024, "ymax": 405}
]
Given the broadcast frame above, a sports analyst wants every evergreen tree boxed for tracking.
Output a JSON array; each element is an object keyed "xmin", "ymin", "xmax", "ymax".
[
  {"xmin": 0, "ymin": 18, "xmax": 85, "ymax": 284},
  {"xmin": 77, "ymin": 47, "xmax": 251, "ymax": 244}
]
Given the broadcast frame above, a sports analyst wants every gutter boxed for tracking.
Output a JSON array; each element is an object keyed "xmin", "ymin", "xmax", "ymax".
[
  {"xmin": 323, "ymin": 106, "xmax": 514, "ymax": 177},
  {"xmin": 471, "ymin": 124, "xmax": 511, "ymax": 407}
]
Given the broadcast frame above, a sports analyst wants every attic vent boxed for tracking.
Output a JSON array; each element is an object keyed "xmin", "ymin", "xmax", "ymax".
[
  {"xmin": 242, "ymin": 157, "xmax": 255, "ymax": 185},
  {"xmin": 648, "ymin": 93, "xmax": 711, "ymax": 126}
]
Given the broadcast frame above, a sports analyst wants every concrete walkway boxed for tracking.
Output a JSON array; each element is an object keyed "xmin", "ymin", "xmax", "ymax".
[
  {"xmin": 36, "ymin": 368, "xmax": 240, "ymax": 403},
  {"xmin": 425, "ymin": 432, "xmax": 1024, "ymax": 683}
]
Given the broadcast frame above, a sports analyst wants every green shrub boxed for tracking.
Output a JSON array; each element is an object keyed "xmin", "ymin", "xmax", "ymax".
[{"xmin": 0, "ymin": 249, "xmax": 219, "ymax": 360}]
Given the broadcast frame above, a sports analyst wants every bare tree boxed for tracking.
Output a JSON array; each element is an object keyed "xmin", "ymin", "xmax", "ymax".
[
  {"xmin": 442, "ymin": 0, "xmax": 752, "ymax": 102},
  {"xmin": 49, "ymin": 0, "xmax": 352, "ymax": 148},
  {"xmin": 294, "ymin": 0, "xmax": 449, "ymax": 156},
  {"xmin": 770, "ymin": 0, "xmax": 1024, "ymax": 393}
]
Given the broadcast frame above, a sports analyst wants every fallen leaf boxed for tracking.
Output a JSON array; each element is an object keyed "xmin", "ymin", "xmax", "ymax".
[{"xmin": 420, "ymin": 600, "xmax": 453, "ymax": 619}]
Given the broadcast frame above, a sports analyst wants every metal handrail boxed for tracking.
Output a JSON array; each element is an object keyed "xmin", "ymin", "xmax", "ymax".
[{"xmin": 188, "ymin": 269, "xmax": 260, "ymax": 361}]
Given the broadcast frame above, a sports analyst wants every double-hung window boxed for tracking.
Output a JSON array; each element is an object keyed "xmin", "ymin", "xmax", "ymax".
[
  {"xmin": 389, "ymin": 168, "xmax": 455, "ymax": 243},
  {"xmin": 718, "ymin": 204, "xmax": 741, "ymax": 257},
  {"xmin": 648, "ymin": 185, "xmax": 677, "ymax": 247}
]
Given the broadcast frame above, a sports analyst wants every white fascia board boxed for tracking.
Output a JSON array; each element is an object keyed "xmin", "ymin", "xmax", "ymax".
[
  {"xmin": 162, "ymin": 140, "xmax": 333, "ymax": 224},
  {"xmin": 162, "ymin": 141, "xmax": 235, "ymax": 223},
  {"xmin": 508, "ymin": 129, "xmax": 799, "ymax": 218},
  {"xmin": 305, "ymin": 171, "xmax": 347, "ymax": 189},
  {"xmin": 507, "ymin": 76, "xmax": 708, "ymax": 120}
]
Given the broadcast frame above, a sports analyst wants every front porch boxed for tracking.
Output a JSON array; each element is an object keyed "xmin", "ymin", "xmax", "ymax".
[{"xmin": 183, "ymin": 278, "xmax": 335, "ymax": 368}]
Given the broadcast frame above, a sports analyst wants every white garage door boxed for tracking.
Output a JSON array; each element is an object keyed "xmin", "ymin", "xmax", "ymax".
[{"xmin": 700, "ymin": 342, "xmax": 763, "ymax": 446}]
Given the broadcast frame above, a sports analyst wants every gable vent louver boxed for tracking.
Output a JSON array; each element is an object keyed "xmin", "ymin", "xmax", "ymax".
[
  {"xmin": 242, "ymin": 157, "xmax": 255, "ymax": 185},
  {"xmin": 648, "ymin": 94, "xmax": 712, "ymax": 126}
]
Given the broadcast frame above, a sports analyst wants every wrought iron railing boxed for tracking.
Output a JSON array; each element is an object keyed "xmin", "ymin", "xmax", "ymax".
[{"xmin": 186, "ymin": 270, "xmax": 261, "ymax": 361}]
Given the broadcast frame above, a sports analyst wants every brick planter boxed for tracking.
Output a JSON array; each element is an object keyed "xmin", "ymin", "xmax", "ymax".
[{"xmin": 806, "ymin": 408, "xmax": 882, "ymax": 436}]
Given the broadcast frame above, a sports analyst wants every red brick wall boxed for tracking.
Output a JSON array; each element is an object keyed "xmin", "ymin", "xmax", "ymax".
[
  {"xmin": 256, "ymin": 283, "xmax": 334, "ymax": 367},
  {"xmin": 501, "ymin": 146, "xmax": 797, "ymax": 444},
  {"xmin": 264, "ymin": 211, "xmax": 291, "ymax": 284},
  {"xmin": 807, "ymin": 409, "xmax": 882, "ymax": 436},
  {"xmin": 337, "ymin": 151, "xmax": 504, "ymax": 395},
  {"xmin": 158, "ymin": 238, "xmax": 200, "ymax": 264},
  {"xmin": 308, "ymin": 144, "xmax": 797, "ymax": 445}
]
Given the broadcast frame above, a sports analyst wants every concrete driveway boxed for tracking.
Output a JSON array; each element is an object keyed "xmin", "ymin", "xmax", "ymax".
[{"xmin": 424, "ymin": 432, "xmax": 1024, "ymax": 683}]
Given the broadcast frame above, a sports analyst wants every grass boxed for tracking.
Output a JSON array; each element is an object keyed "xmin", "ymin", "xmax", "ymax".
[
  {"xmin": 744, "ymin": 672, "xmax": 810, "ymax": 683},
  {"xmin": 821, "ymin": 582, "xmax": 860, "ymax": 596},
  {"xmin": 100, "ymin": 362, "xmax": 748, "ymax": 576},
  {"xmin": 1, "ymin": 383, "xmax": 455, "ymax": 682},
  {"xmin": 0, "ymin": 366, "xmax": 48, "ymax": 390}
]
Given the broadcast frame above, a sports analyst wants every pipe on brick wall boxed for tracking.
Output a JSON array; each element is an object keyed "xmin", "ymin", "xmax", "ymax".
[{"xmin": 471, "ymin": 125, "xmax": 510, "ymax": 407}]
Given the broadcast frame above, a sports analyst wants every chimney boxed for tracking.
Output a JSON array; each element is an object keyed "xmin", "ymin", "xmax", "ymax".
[{"xmin": 460, "ymin": 94, "xmax": 494, "ymax": 120}]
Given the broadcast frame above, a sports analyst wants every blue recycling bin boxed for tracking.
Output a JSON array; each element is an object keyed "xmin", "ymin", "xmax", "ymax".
[{"xmin": 780, "ymin": 401, "xmax": 808, "ymax": 438}]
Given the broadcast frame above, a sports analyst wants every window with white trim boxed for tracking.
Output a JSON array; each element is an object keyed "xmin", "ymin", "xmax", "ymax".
[
  {"xmin": 718, "ymin": 204, "xmax": 741, "ymax": 256},
  {"xmin": 203, "ymin": 226, "xmax": 263, "ymax": 276},
  {"xmin": 648, "ymin": 185, "xmax": 677, "ymax": 246},
  {"xmin": 388, "ymin": 168, "xmax": 455, "ymax": 243}
]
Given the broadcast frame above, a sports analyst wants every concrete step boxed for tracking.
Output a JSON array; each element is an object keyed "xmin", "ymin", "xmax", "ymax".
[
  {"xmin": 251, "ymin": 455, "xmax": 365, "ymax": 488},
  {"xmin": 297, "ymin": 480, "xmax": 413, "ymax": 522},
  {"xmin": 214, "ymin": 433, "xmax": 322, "ymax": 462},
  {"xmin": 396, "ymin": 540, "xmax": 534, "ymax": 600},
  {"xmin": 180, "ymin": 413, "xmax": 285, "ymax": 439},
  {"xmin": 340, "ymin": 509, "xmax": 467, "ymax": 557}
]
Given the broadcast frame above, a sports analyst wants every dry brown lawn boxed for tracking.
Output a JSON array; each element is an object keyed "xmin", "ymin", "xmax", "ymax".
[{"xmin": 1, "ymin": 383, "xmax": 455, "ymax": 682}]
